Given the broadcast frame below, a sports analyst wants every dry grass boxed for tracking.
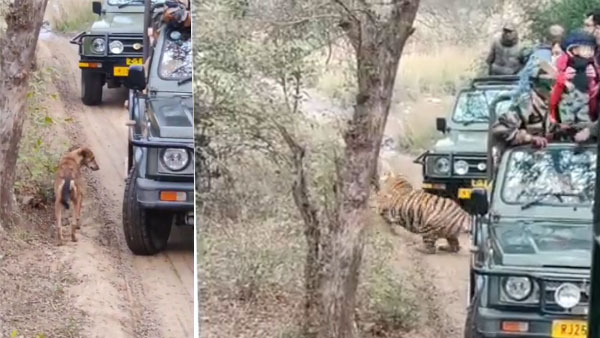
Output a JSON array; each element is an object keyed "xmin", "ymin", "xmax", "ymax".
[
  {"xmin": 389, "ymin": 96, "xmax": 455, "ymax": 152},
  {"xmin": 315, "ymin": 42, "xmax": 484, "ymax": 101},
  {"xmin": 199, "ymin": 154, "xmax": 306, "ymax": 338},
  {"xmin": 397, "ymin": 44, "xmax": 485, "ymax": 100},
  {"xmin": 45, "ymin": 0, "xmax": 97, "ymax": 33}
]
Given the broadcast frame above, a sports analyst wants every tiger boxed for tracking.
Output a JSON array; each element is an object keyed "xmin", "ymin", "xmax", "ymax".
[{"xmin": 375, "ymin": 171, "xmax": 471, "ymax": 254}]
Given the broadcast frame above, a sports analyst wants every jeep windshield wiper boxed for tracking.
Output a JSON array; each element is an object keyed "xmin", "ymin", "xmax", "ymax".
[
  {"xmin": 521, "ymin": 192, "xmax": 583, "ymax": 210},
  {"xmin": 178, "ymin": 76, "xmax": 192, "ymax": 85},
  {"xmin": 118, "ymin": 0, "xmax": 143, "ymax": 8},
  {"xmin": 462, "ymin": 119, "xmax": 487, "ymax": 126}
]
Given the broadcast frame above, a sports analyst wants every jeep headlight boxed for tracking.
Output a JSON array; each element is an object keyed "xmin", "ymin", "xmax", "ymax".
[
  {"xmin": 554, "ymin": 283, "xmax": 581, "ymax": 309},
  {"xmin": 92, "ymin": 38, "xmax": 105, "ymax": 53},
  {"xmin": 161, "ymin": 148, "xmax": 189, "ymax": 171},
  {"xmin": 453, "ymin": 160, "xmax": 469, "ymax": 175},
  {"xmin": 426, "ymin": 156, "xmax": 451, "ymax": 177},
  {"xmin": 503, "ymin": 277, "xmax": 533, "ymax": 301},
  {"xmin": 109, "ymin": 40, "xmax": 124, "ymax": 54}
]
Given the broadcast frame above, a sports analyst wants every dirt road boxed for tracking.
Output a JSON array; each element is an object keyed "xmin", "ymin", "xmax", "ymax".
[{"xmin": 36, "ymin": 33, "xmax": 194, "ymax": 337}]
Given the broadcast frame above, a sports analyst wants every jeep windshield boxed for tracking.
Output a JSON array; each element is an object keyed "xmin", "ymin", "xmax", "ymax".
[
  {"xmin": 452, "ymin": 89, "xmax": 512, "ymax": 125},
  {"xmin": 159, "ymin": 29, "xmax": 191, "ymax": 81},
  {"xmin": 501, "ymin": 147, "xmax": 597, "ymax": 206},
  {"xmin": 493, "ymin": 222, "xmax": 591, "ymax": 266}
]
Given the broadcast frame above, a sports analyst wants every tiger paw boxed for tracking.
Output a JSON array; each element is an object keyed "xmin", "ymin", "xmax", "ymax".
[{"xmin": 439, "ymin": 244, "xmax": 461, "ymax": 253}]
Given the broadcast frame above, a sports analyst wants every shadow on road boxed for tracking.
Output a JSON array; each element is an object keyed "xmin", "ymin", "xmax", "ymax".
[{"xmin": 166, "ymin": 225, "xmax": 194, "ymax": 252}]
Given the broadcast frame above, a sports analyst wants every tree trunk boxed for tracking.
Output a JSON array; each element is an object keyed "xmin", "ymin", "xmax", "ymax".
[
  {"xmin": 0, "ymin": 0, "xmax": 49, "ymax": 226},
  {"xmin": 316, "ymin": 2, "xmax": 420, "ymax": 337}
]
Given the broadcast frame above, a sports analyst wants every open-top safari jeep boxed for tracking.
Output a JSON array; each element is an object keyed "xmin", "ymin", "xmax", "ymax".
[
  {"xmin": 70, "ymin": 0, "xmax": 163, "ymax": 106},
  {"xmin": 415, "ymin": 76, "xmax": 518, "ymax": 214},
  {"xmin": 121, "ymin": 0, "xmax": 192, "ymax": 255},
  {"xmin": 464, "ymin": 95, "xmax": 594, "ymax": 338}
]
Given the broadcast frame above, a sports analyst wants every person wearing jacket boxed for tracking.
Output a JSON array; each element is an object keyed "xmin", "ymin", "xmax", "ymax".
[
  {"xmin": 486, "ymin": 23, "xmax": 526, "ymax": 76},
  {"xmin": 549, "ymin": 30, "xmax": 599, "ymax": 127},
  {"xmin": 515, "ymin": 25, "xmax": 565, "ymax": 101},
  {"xmin": 491, "ymin": 85, "xmax": 550, "ymax": 149}
]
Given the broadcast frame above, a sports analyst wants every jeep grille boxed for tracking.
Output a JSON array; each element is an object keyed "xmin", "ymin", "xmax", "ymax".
[
  {"xmin": 108, "ymin": 35, "xmax": 144, "ymax": 57},
  {"xmin": 453, "ymin": 156, "xmax": 487, "ymax": 177},
  {"xmin": 541, "ymin": 279, "xmax": 589, "ymax": 315}
]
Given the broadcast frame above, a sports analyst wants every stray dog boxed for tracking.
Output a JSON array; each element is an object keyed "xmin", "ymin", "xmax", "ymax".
[{"xmin": 53, "ymin": 147, "xmax": 99, "ymax": 245}]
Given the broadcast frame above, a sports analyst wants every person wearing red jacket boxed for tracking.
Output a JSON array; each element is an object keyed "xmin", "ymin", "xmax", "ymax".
[{"xmin": 549, "ymin": 30, "xmax": 599, "ymax": 127}]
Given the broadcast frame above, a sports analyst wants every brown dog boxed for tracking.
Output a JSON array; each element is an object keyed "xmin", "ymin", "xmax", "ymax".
[{"xmin": 53, "ymin": 147, "xmax": 99, "ymax": 245}]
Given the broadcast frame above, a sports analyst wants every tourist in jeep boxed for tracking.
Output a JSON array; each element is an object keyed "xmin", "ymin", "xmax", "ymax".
[
  {"xmin": 585, "ymin": 9, "xmax": 600, "ymax": 47},
  {"xmin": 550, "ymin": 30, "xmax": 599, "ymax": 126},
  {"xmin": 486, "ymin": 23, "xmax": 526, "ymax": 76},
  {"xmin": 515, "ymin": 25, "xmax": 565, "ymax": 106},
  {"xmin": 521, "ymin": 24, "xmax": 565, "ymax": 68},
  {"xmin": 490, "ymin": 85, "xmax": 550, "ymax": 149}
]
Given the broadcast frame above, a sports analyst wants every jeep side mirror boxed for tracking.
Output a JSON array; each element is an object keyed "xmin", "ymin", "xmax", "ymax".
[
  {"xmin": 92, "ymin": 1, "xmax": 102, "ymax": 15},
  {"xmin": 124, "ymin": 66, "xmax": 146, "ymax": 91},
  {"xmin": 436, "ymin": 117, "xmax": 447, "ymax": 133},
  {"xmin": 469, "ymin": 188, "xmax": 489, "ymax": 216}
]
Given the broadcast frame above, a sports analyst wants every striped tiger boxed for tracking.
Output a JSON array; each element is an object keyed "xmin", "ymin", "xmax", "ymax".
[{"xmin": 376, "ymin": 172, "xmax": 471, "ymax": 254}]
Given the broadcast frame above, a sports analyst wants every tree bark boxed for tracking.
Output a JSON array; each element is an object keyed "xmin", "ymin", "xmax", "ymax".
[
  {"xmin": 316, "ymin": 1, "xmax": 420, "ymax": 337},
  {"xmin": 0, "ymin": 0, "xmax": 49, "ymax": 226}
]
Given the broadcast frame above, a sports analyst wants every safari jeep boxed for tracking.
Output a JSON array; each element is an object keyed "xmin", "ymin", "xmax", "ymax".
[
  {"xmin": 121, "ymin": 0, "xmax": 193, "ymax": 255},
  {"xmin": 415, "ymin": 76, "xmax": 517, "ymax": 213},
  {"xmin": 464, "ymin": 141, "xmax": 595, "ymax": 338},
  {"xmin": 70, "ymin": 0, "xmax": 149, "ymax": 106}
]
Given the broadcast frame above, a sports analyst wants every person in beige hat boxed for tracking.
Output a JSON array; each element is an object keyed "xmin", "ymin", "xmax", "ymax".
[{"xmin": 486, "ymin": 23, "xmax": 526, "ymax": 75}]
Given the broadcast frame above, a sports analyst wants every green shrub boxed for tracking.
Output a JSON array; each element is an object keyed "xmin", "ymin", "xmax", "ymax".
[
  {"xmin": 15, "ymin": 67, "xmax": 70, "ymax": 205},
  {"xmin": 526, "ymin": 0, "xmax": 600, "ymax": 40}
]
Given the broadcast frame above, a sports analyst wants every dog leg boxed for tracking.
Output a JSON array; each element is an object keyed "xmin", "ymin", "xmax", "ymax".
[
  {"xmin": 75, "ymin": 195, "xmax": 83, "ymax": 230},
  {"xmin": 72, "ymin": 196, "xmax": 82, "ymax": 242},
  {"xmin": 75, "ymin": 198, "xmax": 82, "ymax": 230},
  {"xmin": 71, "ymin": 182, "xmax": 81, "ymax": 230},
  {"xmin": 55, "ymin": 203, "xmax": 64, "ymax": 246},
  {"xmin": 71, "ymin": 219, "xmax": 78, "ymax": 242}
]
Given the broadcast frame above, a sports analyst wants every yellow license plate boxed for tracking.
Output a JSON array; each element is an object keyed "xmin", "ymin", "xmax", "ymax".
[
  {"xmin": 472, "ymin": 179, "xmax": 488, "ymax": 188},
  {"xmin": 458, "ymin": 188, "xmax": 472, "ymax": 199},
  {"xmin": 113, "ymin": 66, "xmax": 129, "ymax": 77},
  {"xmin": 552, "ymin": 320, "xmax": 587, "ymax": 338},
  {"xmin": 126, "ymin": 57, "xmax": 143, "ymax": 65}
]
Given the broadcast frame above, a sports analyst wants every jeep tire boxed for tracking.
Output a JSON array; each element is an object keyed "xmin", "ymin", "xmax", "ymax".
[
  {"xmin": 123, "ymin": 166, "xmax": 172, "ymax": 255},
  {"xmin": 464, "ymin": 293, "xmax": 483, "ymax": 338},
  {"xmin": 81, "ymin": 70, "xmax": 103, "ymax": 106}
]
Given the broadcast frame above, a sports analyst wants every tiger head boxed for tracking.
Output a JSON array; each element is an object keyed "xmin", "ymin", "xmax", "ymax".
[
  {"xmin": 375, "ymin": 171, "xmax": 413, "ymax": 215},
  {"xmin": 379, "ymin": 171, "xmax": 413, "ymax": 194}
]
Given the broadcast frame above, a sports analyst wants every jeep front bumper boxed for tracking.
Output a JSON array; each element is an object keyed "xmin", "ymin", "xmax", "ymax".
[
  {"xmin": 473, "ymin": 306, "xmax": 587, "ymax": 337},
  {"xmin": 79, "ymin": 56, "xmax": 143, "ymax": 79},
  {"xmin": 71, "ymin": 31, "xmax": 143, "ymax": 80},
  {"xmin": 422, "ymin": 178, "xmax": 488, "ymax": 200},
  {"xmin": 135, "ymin": 177, "xmax": 194, "ymax": 211}
]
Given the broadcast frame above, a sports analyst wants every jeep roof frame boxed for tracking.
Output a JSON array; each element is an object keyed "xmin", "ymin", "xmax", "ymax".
[{"xmin": 129, "ymin": 0, "xmax": 192, "ymax": 151}]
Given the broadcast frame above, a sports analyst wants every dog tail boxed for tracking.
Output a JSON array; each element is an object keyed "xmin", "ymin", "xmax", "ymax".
[{"xmin": 60, "ymin": 178, "xmax": 73, "ymax": 210}]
